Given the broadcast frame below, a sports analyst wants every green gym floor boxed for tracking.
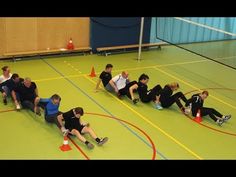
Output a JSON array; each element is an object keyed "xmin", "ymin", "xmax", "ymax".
[{"xmin": 0, "ymin": 43, "xmax": 236, "ymax": 160}]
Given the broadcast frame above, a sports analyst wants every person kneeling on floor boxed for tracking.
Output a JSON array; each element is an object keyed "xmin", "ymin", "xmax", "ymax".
[{"xmin": 57, "ymin": 107, "xmax": 108, "ymax": 149}]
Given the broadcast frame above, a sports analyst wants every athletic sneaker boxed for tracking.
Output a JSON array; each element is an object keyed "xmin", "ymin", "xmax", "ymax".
[
  {"xmin": 184, "ymin": 107, "xmax": 191, "ymax": 114},
  {"xmin": 3, "ymin": 98, "xmax": 7, "ymax": 105},
  {"xmin": 133, "ymin": 98, "xmax": 139, "ymax": 104},
  {"xmin": 16, "ymin": 103, "xmax": 21, "ymax": 110},
  {"xmin": 155, "ymin": 103, "xmax": 163, "ymax": 110},
  {"xmin": 216, "ymin": 119, "xmax": 224, "ymax": 126},
  {"xmin": 34, "ymin": 107, "xmax": 41, "ymax": 116},
  {"xmin": 63, "ymin": 129, "xmax": 69, "ymax": 136},
  {"xmin": 86, "ymin": 142, "xmax": 94, "ymax": 149},
  {"xmin": 97, "ymin": 137, "xmax": 108, "ymax": 146},
  {"xmin": 223, "ymin": 115, "xmax": 231, "ymax": 122}
]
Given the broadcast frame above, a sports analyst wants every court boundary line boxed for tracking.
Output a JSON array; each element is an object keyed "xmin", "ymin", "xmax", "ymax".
[{"xmin": 33, "ymin": 55, "xmax": 235, "ymax": 83}]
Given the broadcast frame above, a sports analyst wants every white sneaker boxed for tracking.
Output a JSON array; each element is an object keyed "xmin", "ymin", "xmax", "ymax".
[
  {"xmin": 16, "ymin": 104, "xmax": 21, "ymax": 110},
  {"xmin": 184, "ymin": 107, "xmax": 191, "ymax": 114},
  {"xmin": 216, "ymin": 119, "xmax": 224, "ymax": 126},
  {"xmin": 223, "ymin": 115, "xmax": 231, "ymax": 122}
]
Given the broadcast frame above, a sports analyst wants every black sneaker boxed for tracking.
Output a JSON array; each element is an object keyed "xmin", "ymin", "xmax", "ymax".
[
  {"xmin": 223, "ymin": 115, "xmax": 231, "ymax": 122},
  {"xmin": 98, "ymin": 137, "xmax": 108, "ymax": 146},
  {"xmin": 3, "ymin": 98, "xmax": 7, "ymax": 105},
  {"xmin": 133, "ymin": 98, "xmax": 139, "ymax": 104},
  {"xmin": 86, "ymin": 142, "xmax": 94, "ymax": 149}
]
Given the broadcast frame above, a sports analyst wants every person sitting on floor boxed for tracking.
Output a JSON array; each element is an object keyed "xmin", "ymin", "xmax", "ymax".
[
  {"xmin": 12, "ymin": 77, "xmax": 41, "ymax": 115},
  {"xmin": 57, "ymin": 107, "xmax": 108, "ymax": 149},
  {"xmin": 186, "ymin": 90, "xmax": 231, "ymax": 126},
  {"xmin": 160, "ymin": 82, "xmax": 190, "ymax": 114},
  {"xmin": 95, "ymin": 64, "xmax": 113, "ymax": 92}
]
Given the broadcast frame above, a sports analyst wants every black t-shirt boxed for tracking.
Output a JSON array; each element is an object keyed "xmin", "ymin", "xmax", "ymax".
[
  {"xmin": 62, "ymin": 109, "xmax": 81, "ymax": 129},
  {"xmin": 137, "ymin": 82, "xmax": 149, "ymax": 101},
  {"xmin": 14, "ymin": 82, "xmax": 37, "ymax": 102},
  {"xmin": 99, "ymin": 71, "xmax": 112, "ymax": 87},
  {"xmin": 0, "ymin": 78, "xmax": 24, "ymax": 93}
]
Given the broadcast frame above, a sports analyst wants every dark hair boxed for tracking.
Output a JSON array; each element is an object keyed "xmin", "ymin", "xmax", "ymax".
[
  {"xmin": 11, "ymin": 73, "xmax": 19, "ymax": 80},
  {"xmin": 74, "ymin": 107, "xmax": 84, "ymax": 116},
  {"xmin": 138, "ymin": 74, "xmax": 149, "ymax": 82},
  {"xmin": 202, "ymin": 90, "xmax": 209, "ymax": 96},
  {"xmin": 51, "ymin": 94, "xmax": 61, "ymax": 101},
  {"xmin": 105, "ymin": 64, "xmax": 113, "ymax": 69},
  {"xmin": 2, "ymin": 66, "xmax": 9, "ymax": 71}
]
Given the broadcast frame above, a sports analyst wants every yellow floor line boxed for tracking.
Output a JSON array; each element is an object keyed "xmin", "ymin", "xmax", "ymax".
[
  {"xmin": 83, "ymin": 75, "xmax": 202, "ymax": 159},
  {"xmin": 34, "ymin": 57, "xmax": 233, "ymax": 83},
  {"xmin": 154, "ymin": 67, "xmax": 236, "ymax": 110}
]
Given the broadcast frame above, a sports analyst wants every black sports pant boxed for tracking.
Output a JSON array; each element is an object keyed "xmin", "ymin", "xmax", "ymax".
[
  {"xmin": 119, "ymin": 81, "xmax": 138, "ymax": 97},
  {"xmin": 45, "ymin": 112, "xmax": 63, "ymax": 128},
  {"xmin": 141, "ymin": 84, "xmax": 162, "ymax": 103},
  {"xmin": 193, "ymin": 107, "xmax": 223, "ymax": 122},
  {"xmin": 21, "ymin": 100, "xmax": 35, "ymax": 113},
  {"xmin": 161, "ymin": 92, "xmax": 188, "ymax": 109}
]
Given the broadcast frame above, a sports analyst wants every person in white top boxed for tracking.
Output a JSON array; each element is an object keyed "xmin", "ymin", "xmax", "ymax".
[
  {"xmin": 0, "ymin": 66, "xmax": 12, "ymax": 100},
  {"xmin": 0, "ymin": 66, "xmax": 12, "ymax": 83},
  {"xmin": 108, "ymin": 71, "xmax": 129, "ymax": 98}
]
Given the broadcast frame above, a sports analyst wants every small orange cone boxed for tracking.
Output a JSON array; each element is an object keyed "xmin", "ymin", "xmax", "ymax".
[
  {"xmin": 67, "ymin": 38, "xmax": 74, "ymax": 50},
  {"xmin": 89, "ymin": 66, "xmax": 96, "ymax": 77},
  {"xmin": 194, "ymin": 109, "xmax": 202, "ymax": 123},
  {"xmin": 60, "ymin": 136, "xmax": 72, "ymax": 151}
]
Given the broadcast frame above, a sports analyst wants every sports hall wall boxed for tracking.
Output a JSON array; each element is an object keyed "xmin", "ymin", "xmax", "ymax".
[
  {"xmin": 90, "ymin": 17, "xmax": 152, "ymax": 52},
  {"xmin": 0, "ymin": 17, "xmax": 90, "ymax": 57},
  {"xmin": 150, "ymin": 17, "xmax": 236, "ymax": 44}
]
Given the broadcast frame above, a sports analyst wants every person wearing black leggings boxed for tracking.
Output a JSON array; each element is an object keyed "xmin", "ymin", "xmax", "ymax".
[
  {"xmin": 160, "ymin": 82, "xmax": 190, "ymax": 113},
  {"xmin": 186, "ymin": 91, "xmax": 231, "ymax": 126}
]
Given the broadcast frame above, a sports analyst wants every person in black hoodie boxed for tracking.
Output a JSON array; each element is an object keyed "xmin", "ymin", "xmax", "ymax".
[
  {"xmin": 160, "ymin": 82, "xmax": 190, "ymax": 113},
  {"xmin": 186, "ymin": 90, "xmax": 231, "ymax": 126}
]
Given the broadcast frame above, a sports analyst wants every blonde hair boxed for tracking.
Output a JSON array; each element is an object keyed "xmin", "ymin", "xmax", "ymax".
[{"xmin": 168, "ymin": 82, "xmax": 179, "ymax": 89}]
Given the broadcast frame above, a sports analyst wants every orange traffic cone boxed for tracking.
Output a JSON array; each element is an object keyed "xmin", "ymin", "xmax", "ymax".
[
  {"xmin": 89, "ymin": 66, "xmax": 96, "ymax": 77},
  {"xmin": 67, "ymin": 38, "xmax": 74, "ymax": 50},
  {"xmin": 60, "ymin": 136, "xmax": 72, "ymax": 151},
  {"xmin": 194, "ymin": 109, "xmax": 202, "ymax": 123}
]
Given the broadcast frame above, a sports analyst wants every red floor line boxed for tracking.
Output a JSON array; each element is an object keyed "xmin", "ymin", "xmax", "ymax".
[
  {"xmin": 85, "ymin": 112, "xmax": 156, "ymax": 160},
  {"xmin": 0, "ymin": 109, "xmax": 16, "ymax": 114},
  {"xmin": 67, "ymin": 136, "xmax": 90, "ymax": 160}
]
